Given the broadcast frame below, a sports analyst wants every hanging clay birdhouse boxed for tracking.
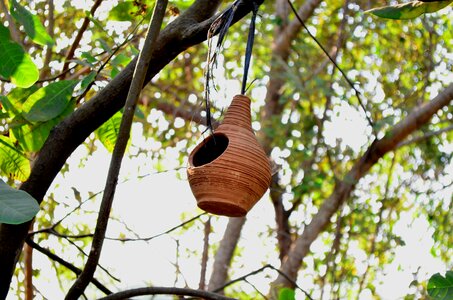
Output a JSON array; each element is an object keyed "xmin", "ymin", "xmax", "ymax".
[{"xmin": 187, "ymin": 94, "xmax": 272, "ymax": 217}]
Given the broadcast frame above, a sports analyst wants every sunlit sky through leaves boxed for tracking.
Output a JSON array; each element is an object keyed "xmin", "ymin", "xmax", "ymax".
[{"xmin": 3, "ymin": 1, "xmax": 452, "ymax": 299}]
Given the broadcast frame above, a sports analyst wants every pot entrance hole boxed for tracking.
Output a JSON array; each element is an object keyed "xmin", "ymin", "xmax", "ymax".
[{"xmin": 192, "ymin": 134, "xmax": 229, "ymax": 167}]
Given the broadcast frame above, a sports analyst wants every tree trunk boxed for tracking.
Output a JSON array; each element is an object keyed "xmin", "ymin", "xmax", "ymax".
[
  {"xmin": 208, "ymin": 217, "xmax": 247, "ymax": 292},
  {"xmin": 270, "ymin": 83, "xmax": 453, "ymax": 296}
]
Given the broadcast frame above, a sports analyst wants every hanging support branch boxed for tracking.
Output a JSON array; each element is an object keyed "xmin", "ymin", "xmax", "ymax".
[
  {"xmin": 203, "ymin": 0, "xmax": 262, "ymax": 132},
  {"xmin": 64, "ymin": 1, "xmax": 168, "ymax": 299},
  {"xmin": 204, "ymin": 0, "xmax": 239, "ymax": 132}
]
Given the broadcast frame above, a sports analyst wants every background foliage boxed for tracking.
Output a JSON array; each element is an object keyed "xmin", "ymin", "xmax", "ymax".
[{"xmin": 0, "ymin": 0, "xmax": 452, "ymax": 299}]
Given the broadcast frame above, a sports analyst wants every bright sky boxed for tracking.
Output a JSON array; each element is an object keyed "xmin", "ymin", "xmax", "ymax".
[{"xmin": 17, "ymin": 78, "xmax": 450, "ymax": 299}]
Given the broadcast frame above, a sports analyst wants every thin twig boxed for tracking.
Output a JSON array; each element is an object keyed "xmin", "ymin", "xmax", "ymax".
[
  {"xmin": 0, "ymin": 0, "xmax": 20, "ymax": 42},
  {"xmin": 40, "ymin": 0, "xmax": 55, "ymax": 78},
  {"xmin": 396, "ymin": 124, "xmax": 453, "ymax": 149},
  {"xmin": 61, "ymin": 236, "xmax": 120, "ymax": 282},
  {"xmin": 75, "ymin": 19, "xmax": 146, "ymax": 103},
  {"xmin": 62, "ymin": 0, "xmax": 103, "ymax": 74},
  {"xmin": 65, "ymin": 2, "xmax": 168, "ymax": 298},
  {"xmin": 213, "ymin": 264, "xmax": 313, "ymax": 300},
  {"xmin": 287, "ymin": 0, "xmax": 375, "ymax": 134},
  {"xmin": 104, "ymin": 213, "xmax": 207, "ymax": 242},
  {"xmin": 199, "ymin": 216, "xmax": 212, "ymax": 290},
  {"xmin": 25, "ymin": 237, "xmax": 112, "ymax": 295}
]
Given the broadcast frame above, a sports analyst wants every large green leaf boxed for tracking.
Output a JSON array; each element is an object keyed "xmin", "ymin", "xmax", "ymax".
[
  {"xmin": 22, "ymin": 80, "xmax": 78, "ymax": 122},
  {"xmin": 366, "ymin": 1, "xmax": 453, "ymax": 20},
  {"xmin": 9, "ymin": 0, "xmax": 54, "ymax": 46},
  {"xmin": 0, "ymin": 136, "xmax": 30, "ymax": 182},
  {"xmin": 11, "ymin": 101, "xmax": 75, "ymax": 152},
  {"xmin": 0, "ymin": 24, "xmax": 39, "ymax": 88},
  {"xmin": 96, "ymin": 111, "xmax": 123, "ymax": 152},
  {"xmin": 0, "ymin": 179, "xmax": 39, "ymax": 225},
  {"xmin": 0, "ymin": 86, "xmax": 38, "ymax": 117},
  {"xmin": 428, "ymin": 271, "xmax": 453, "ymax": 300}
]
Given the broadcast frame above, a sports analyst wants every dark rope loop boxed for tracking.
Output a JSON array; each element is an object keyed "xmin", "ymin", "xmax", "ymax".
[
  {"xmin": 203, "ymin": 1, "xmax": 239, "ymax": 133},
  {"xmin": 241, "ymin": 1, "xmax": 259, "ymax": 95}
]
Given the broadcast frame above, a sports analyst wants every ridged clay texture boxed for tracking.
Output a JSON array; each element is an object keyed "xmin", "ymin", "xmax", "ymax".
[{"xmin": 187, "ymin": 94, "xmax": 272, "ymax": 217}]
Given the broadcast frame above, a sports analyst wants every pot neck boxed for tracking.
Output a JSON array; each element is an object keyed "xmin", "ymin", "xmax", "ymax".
[{"xmin": 220, "ymin": 94, "xmax": 252, "ymax": 131}]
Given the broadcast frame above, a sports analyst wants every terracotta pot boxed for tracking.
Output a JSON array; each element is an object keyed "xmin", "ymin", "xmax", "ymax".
[{"xmin": 187, "ymin": 94, "xmax": 272, "ymax": 217}]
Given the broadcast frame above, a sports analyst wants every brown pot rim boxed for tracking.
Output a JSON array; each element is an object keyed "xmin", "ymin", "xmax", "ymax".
[{"xmin": 188, "ymin": 132, "xmax": 229, "ymax": 169}]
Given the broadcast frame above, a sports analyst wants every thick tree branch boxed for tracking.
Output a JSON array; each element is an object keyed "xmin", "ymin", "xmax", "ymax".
[
  {"xmin": 0, "ymin": 1, "xmax": 265, "ymax": 297},
  {"xmin": 97, "ymin": 287, "xmax": 237, "ymax": 300},
  {"xmin": 65, "ymin": 2, "xmax": 168, "ymax": 298},
  {"xmin": 272, "ymin": 83, "xmax": 453, "ymax": 289}
]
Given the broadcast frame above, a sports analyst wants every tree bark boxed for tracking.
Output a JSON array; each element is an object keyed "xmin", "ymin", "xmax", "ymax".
[
  {"xmin": 271, "ymin": 83, "xmax": 453, "ymax": 293},
  {"xmin": 207, "ymin": 217, "xmax": 247, "ymax": 292},
  {"xmin": 0, "ymin": 1, "xmax": 263, "ymax": 297}
]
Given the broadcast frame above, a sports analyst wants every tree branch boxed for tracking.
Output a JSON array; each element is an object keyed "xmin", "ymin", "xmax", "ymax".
[
  {"xmin": 62, "ymin": 0, "xmax": 103, "ymax": 74},
  {"xmin": 207, "ymin": 217, "xmax": 247, "ymax": 292},
  {"xmin": 0, "ymin": 0, "xmax": 20, "ymax": 42},
  {"xmin": 396, "ymin": 124, "xmax": 453, "ymax": 149},
  {"xmin": 65, "ymin": 1, "xmax": 168, "ymax": 298},
  {"xmin": 40, "ymin": 0, "xmax": 55, "ymax": 78},
  {"xmin": 199, "ymin": 217, "xmax": 212, "ymax": 290},
  {"xmin": 272, "ymin": 83, "xmax": 453, "ymax": 289},
  {"xmin": 25, "ymin": 237, "xmax": 111, "ymax": 295},
  {"xmin": 0, "ymin": 1, "xmax": 263, "ymax": 297},
  {"xmin": 97, "ymin": 287, "xmax": 237, "ymax": 300}
]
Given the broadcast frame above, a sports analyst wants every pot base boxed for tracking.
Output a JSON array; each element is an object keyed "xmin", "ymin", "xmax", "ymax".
[{"xmin": 197, "ymin": 199, "xmax": 247, "ymax": 217}]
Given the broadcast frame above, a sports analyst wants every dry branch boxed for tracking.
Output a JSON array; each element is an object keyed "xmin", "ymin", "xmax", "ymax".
[{"xmin": 272, "ymin": 83, "xmax": 453, "ymax": 289}]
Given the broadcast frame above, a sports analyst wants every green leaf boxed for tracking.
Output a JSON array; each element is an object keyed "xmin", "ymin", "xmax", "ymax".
[
  {"xmin": 0, "ymin": 22, "xmax": 11, "ymax": 39},
  {"xmin": 109, "ymin": 1, "xmax": 153, "ymax": 21},
  {"xmin": 278, "ymin": 288, "xmax": 295, "ymax": 300},
  {"xmin": 0, "ymin": 86, "xmax": 39, "ymax": 117},
  {"xmin": 366, "ymin": 1, "xmax": 453, "ymax": 20},
  {"xmin": 81, "ymin": 52, "xmax": 98, "ymax": 65},
  {"xmin": 9, "ymin": 0, "xmax": 54, "ymax": 46},
  {"xmin": 0, "ymin": 136, "xmax": 30, "ymax": 181},
  {"xmin": 79, "ymin": 71, "xmax": 97, "ymax": 92},
  {"xmin": 111, "ymin": 53, "xmax": 132, "ymax": 78},
  {"xmin": 11, "ymin": 101, "xmax": 75, "ymax": 152},
  {"xmin": 96, "ymin": 111, "xmax": 123, "ymax": 152},
  {"xmin": 0, "ymin": 179, "xmax": 39, "ymax": 224},
  {"xmin": 22, "ymin": 80, "xmax": 78, "ymax": 122},
  {"xmin": 0, "ymin": 24, "xmax": 39, "ymax": 88},
  {"xmin": 428, "ymin": 271, "xmax": 453, "ymax": 300}
]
